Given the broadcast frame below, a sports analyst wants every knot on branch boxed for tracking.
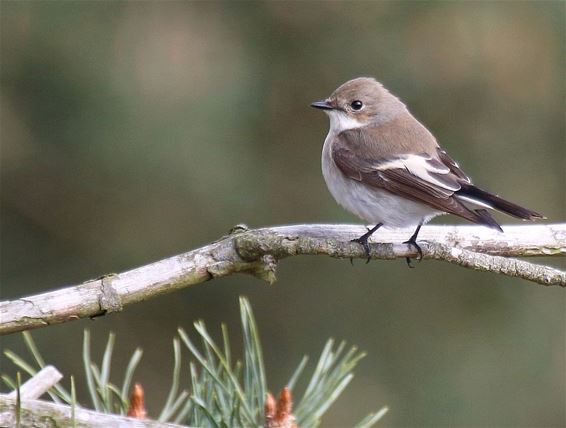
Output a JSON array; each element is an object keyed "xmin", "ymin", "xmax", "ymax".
[
  {"xmin": 97, "ymin": 275, "xmax": 123, "ymax": 315},
  {"xmin": 234, "ymin": 232, "xmax": 292, "ymax": 260},
  {"xmin": 229, "ymin": 223, "xmax": 250, "ymax": 234},
  {"xmin": 250, "ymin": 255, "xmax": 278, "ymax": 284}
]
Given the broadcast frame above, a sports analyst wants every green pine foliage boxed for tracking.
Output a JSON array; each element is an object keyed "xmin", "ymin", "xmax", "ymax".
[{"xmin": 2, "ymin": 296, "xmax": 388, "ymax": 427}]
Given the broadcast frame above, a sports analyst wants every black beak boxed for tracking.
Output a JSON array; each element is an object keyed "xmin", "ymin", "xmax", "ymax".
[{"xmin": 310, "ymin": 100, "xmax": 334, "ymax": 110}]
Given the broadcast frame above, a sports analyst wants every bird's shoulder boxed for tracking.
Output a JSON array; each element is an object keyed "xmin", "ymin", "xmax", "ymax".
[
  {"xmin": 331, "ymin": 119, "xmax": 473, "ymax": 196},
  {"xmin": 335, "ymin": 113, "xmax": 438, "ymax": 158},
  {"xmin": 332, "ymin": 113, "xmax": 472, "ymax": 185}
]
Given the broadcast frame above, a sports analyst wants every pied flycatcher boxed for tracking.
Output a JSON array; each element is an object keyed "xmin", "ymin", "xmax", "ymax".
[{"xmin": 311, "ymin": 77, "xmax": 543, "ymax": 265}]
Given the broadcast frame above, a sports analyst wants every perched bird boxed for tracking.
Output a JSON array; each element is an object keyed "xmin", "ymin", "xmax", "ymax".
[{"xmin": 311, "ymin": 77, "xmax": 544, "ymax": 265}]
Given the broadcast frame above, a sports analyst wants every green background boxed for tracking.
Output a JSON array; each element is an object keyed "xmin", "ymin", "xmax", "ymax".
[{"xmin": 1, "ymin": 1, "xmax": 564, "ymax": 427}]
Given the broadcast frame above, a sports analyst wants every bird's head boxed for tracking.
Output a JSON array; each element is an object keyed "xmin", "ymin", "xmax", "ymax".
[{"xmin": 311, "ymin": 77, "xmax": 406, "ymax": 132}]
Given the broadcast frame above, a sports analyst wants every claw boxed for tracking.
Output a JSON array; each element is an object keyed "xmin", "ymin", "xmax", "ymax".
[
  {"xmin": 350, "ymin": 223, "xmax": 382, "ymax": 264},
  {"xmin": 351, "ymin": 236, "xmax": 372, "ymax": 263},
  {"xmin": 403, "ymin": 223, "xmax": 424, "ymax": 268},
  {"xmin": 403, "ymin": 239, "xmax": 423, "ymax": 268}
]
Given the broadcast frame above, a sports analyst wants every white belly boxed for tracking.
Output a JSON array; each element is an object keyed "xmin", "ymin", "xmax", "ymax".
[{"xmin": 321, "ymin": 134, "xmax": 441, "ymax": 229}]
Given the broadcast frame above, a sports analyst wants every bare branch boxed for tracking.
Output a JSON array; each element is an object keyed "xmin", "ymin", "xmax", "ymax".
[
  {"xmin": 1, "ymin": 224, "xmax": 564, "ymax": 335},
  {"xmin": 6, "ymin": 366, "xmax": 62, "ymax": 400},
  {"xmin": 0, "ymin": 394, "xmax": 189, "ymax": 428}
]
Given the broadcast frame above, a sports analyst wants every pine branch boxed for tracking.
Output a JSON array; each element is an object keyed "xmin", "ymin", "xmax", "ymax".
[
  {"xmin": 1, "ymin": 223, "xmax": 564, "ymax": 335},
  {"xmin": 3, "ymin": 298, "xmax": 386, "ymax": 427}
]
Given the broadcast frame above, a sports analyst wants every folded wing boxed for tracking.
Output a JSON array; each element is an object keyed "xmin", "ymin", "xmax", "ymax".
[{"xmin": 331, "ymin": 131, "xmax": 505, "ymax": 230}]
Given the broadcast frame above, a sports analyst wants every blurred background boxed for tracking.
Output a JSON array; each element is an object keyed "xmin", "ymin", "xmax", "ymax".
[{"xmin": 1, "ymin": 1, "xmax": 564, "ymax": 427}]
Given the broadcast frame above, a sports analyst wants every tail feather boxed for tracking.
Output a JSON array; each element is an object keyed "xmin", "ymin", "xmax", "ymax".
[
  {"xmin": 473, "ymin": 208, "xmax": 503, "ymax": 232},
  {"xmin": 457, "ymin": 184, "xmax": 544, "ymax": 220}
]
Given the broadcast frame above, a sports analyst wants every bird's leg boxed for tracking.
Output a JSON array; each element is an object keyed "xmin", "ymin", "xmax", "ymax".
[
  {"xmin": 351, "ymin": 223, "xmax": 383, "ymax": 264},
  {"xmin": 403, "ymin": 223, "xmax": 423, "ymax": 268}
]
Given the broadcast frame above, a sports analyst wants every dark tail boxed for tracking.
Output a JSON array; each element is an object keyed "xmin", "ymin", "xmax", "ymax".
[
  {"xmin": 457, "ymin": 183, "xmax": 545, "ymax": 220},
  {"xmin": 472, "ymin": 208, "xmax": 503, "ymax": 232}
]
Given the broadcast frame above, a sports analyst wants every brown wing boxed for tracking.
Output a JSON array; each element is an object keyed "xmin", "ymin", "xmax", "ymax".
[
  {"xmin": 331, "ymin": 130, "xmax": 501, "ymax": 229},
  {"xmin": 436, "ymin": 148, "xmax": 471, "ymax": 183}
]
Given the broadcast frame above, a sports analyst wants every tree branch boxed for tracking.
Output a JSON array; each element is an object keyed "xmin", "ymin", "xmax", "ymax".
[
  {"xmin": 0, "ymin": 395, "xmax": 189, "ymax": 428},
  {"xmin": 1, "ymin": 224, "xmax": 564, "ymax": 335},
  {"xmin": 6, "ymin": 366, "xmax": 62, "ymax": 400}
]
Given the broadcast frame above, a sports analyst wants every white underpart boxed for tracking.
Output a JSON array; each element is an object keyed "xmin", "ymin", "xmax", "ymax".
[{"xmin": 376, "ymin": 155, "xmax": 460, "ymax": 191}]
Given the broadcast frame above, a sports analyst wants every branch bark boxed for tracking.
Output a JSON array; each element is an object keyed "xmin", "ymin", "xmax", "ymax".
[
  {"xmin": 6, "ymin": 366, "xmax": 62, "ymax": 400},
  {"xmin": 1, "ymin": 223, "xmax": 564, "ymax": 335},
  {"xmin": 0, "ymin": 395, "xmax": 189, "ymax": 428}
]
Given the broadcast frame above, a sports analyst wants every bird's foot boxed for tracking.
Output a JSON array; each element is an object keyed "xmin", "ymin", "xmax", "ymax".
[
  {"xmin": 403, "ymin": 238, "xmax": 423, "ymax": 268},
  {"xmin": 351, "ymin": 226, "xmax": 375, "ymax": 264}
]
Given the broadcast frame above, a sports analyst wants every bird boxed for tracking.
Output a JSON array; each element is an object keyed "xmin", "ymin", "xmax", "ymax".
[{"xmin": 311, "ymin": 77, "xmax": 544, "ymax": 266}]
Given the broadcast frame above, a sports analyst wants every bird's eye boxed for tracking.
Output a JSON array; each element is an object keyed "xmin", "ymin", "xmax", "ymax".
[{"xmin": 350, "ymin": 100, "xmax": 363, "ymax": 110}]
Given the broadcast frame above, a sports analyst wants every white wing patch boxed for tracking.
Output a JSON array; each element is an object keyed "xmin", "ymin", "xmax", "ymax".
[
  {"xmin": 455, "ymin": 194, "xmax": 494, "ymax": 209},
  {"xmin": 375, "ymin": 154, "xmax": 460, "ymax": 191}
]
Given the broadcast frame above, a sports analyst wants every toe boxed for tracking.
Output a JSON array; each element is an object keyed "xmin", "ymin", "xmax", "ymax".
[
  {"xmin": 405, "ymin": 257, "xmax": 415, "ymax": 268},
  {"xmin": 403, "ymin": 240, "xmax": 423, "ymax": 266}
]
